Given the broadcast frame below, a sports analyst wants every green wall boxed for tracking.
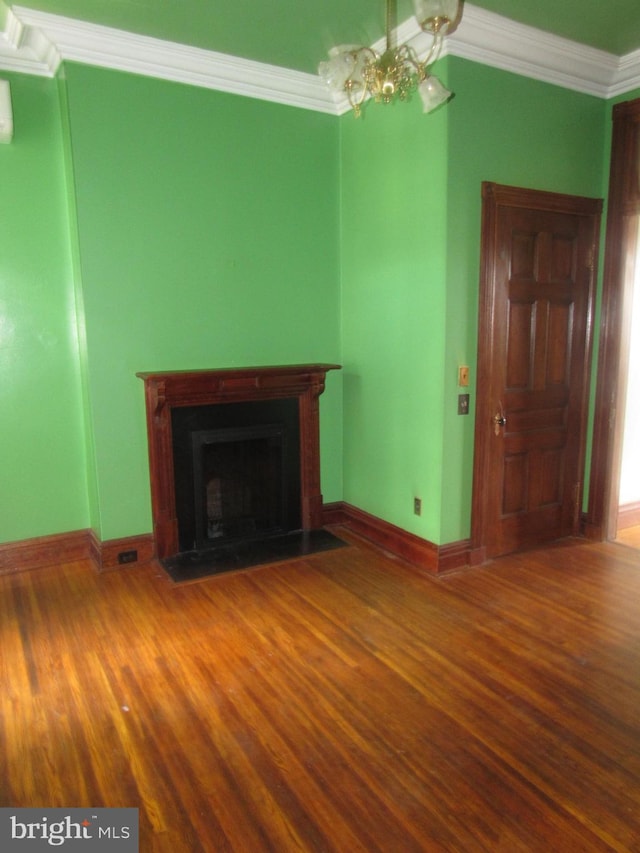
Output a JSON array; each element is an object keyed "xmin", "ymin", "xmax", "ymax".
[
  {"xmin": 340, "ymin": 82, "xmax": 450, "ymax": 544},
  {"xmin": 442, "ymin": 59, "xmax": 606, "ymax": 543},
  {"xmin": 61, "ymin": 63, "xmax": 343, "ymax": 541},
  {"xmin": 0, "ymin": 55, "xmax": 623, "ymax": 551},
  {"xmin": 0, "ymin": 72, "xmax": 88, "ymax": 542},
  {"xmin": 340, "ymin": 57, "xmax": 607, "ymax": 545}
]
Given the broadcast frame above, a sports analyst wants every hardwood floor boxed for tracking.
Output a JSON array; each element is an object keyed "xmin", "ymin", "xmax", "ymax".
[
  {"xmin": 2, "ymin": 531, "xmax": 640, "ymax": 851},
  {"xmin": 616, "ymin": 524, "xmax": 640, "ymax": 550}
]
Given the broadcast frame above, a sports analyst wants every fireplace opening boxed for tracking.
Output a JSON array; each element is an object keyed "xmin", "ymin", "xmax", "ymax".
[
  {"xmin": 193, "ymin": 424, "xmax": 287, "ymax": 548},
  {"xmin": 172, "ymin": 399, "xmax": 301, "ymax": 554}
]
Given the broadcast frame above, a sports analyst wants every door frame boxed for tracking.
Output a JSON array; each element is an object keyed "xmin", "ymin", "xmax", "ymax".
[
  {"xmin": 585, "ymin": 98, "xmax": 640, "ymax": 541},
  {"xmin": 471, "ymin": 182, "xmax": 601, "ymax": 563}
]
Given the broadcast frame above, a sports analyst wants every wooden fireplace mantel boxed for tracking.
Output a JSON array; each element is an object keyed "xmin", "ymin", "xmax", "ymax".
[{"xmin": 137, "ymin": 364, "xmax": 340, "ymax": 559}]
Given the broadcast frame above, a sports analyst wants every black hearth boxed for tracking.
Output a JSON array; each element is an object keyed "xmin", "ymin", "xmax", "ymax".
[{"xmin": 161, "ymin": 528, "xmax": 346, "ymax": 583}]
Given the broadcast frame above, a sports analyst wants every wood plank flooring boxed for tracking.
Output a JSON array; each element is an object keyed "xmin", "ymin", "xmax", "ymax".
[
  {"xmin": 616, "ymin": 524, "xmax": 640, "ymax": 550},
  {"xmin": 1, "ymin": 531, "xmax": 640, "ymax": 851}
]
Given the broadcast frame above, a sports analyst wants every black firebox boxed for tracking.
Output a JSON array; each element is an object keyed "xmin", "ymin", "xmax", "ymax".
[{"xmin": 171, "ymin": 399, "xmax": 301, "ymax": 554}]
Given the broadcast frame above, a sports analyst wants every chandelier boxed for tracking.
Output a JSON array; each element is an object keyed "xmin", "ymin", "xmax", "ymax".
[{"xmin": 319, "ymin": 0, "xmax": 460, "ymax": 117}]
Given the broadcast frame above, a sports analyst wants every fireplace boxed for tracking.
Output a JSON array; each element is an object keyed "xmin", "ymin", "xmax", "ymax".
[
  {"xmin": 171, "ymin": 398, "xmax": 301, "ymax": 553},
  {"xmin": 137, "ymin": 364, "xmax": 340, "ymax": 561}
]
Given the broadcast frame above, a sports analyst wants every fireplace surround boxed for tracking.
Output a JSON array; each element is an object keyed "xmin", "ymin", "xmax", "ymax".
[{"xmin": 138, "ymin": 364, "xmax": 340, "ymax": 560}]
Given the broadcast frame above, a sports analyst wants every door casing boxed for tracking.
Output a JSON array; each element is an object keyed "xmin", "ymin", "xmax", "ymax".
[
  {"xmin": 471, "ymin": 182, "xmax": 601, "ymax": 562},
  {"xmin": 586, "ymin": 98, "xmax": 640, "ymax": 541}
]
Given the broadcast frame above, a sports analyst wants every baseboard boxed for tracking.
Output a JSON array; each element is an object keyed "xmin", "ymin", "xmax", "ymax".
[
  {"xmin": 321, "ymin": 501, "xmax": 350, "ymax": 526},
  {"xmin": 89, "ymin": 531, "xmax": 156, "ymax": 572},
  {"xmin": 0, "ymin": 529, "xmax": 92, "ymax": 576},
  {"xmin": 617, "ymin": 501, "xmax": 640, "ymax": 530},
  {"xmin": 322, "ymin": 502, "xmax": 471, "ymax": 573},
  {"xmin": 2, "ymin": 507, "xmax": 470, "ymax": 577},
  {"xmin": 438, "ymin": 539, "xmax": 473, "ymax": 572},
  {"xmin": 0, "ymin": 529, "xmax": 156, "ymax": 576}
]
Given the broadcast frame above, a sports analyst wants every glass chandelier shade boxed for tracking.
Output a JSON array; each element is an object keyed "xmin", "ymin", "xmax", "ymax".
[
  {"xmin": 413, "ymin": 0, "xmax": 460, "ymax": 34},
  {"xmin": 319, "ymin": 0, "xmax": 460, "ymax": 117}
]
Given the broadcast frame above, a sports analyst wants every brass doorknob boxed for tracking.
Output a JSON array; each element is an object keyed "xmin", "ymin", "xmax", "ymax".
[{"xmin": 493, "ymin": 411, "xmax": 507, "ymax": 435}]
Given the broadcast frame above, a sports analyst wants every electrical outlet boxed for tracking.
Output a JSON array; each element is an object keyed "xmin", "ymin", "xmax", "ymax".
[
  {"xmin": 458, "ymin": 394, "xmax": 470, "ymax": 415},
  {"xmin": 118, "ymin": 549, "xmax": 138, "ymax": 564},
  {"xmin": 414, "ymin": 497, "xmax": 422, "ymax": 516}
]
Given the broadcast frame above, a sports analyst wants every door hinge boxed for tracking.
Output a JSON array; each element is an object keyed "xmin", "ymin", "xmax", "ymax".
[{"xmin": 586, "ymin": 245, "xmax": 595, "ymax": 272}]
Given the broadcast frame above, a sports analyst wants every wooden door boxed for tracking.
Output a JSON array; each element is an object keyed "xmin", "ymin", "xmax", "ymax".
[{"xmin": 472, "ymin": 183, "xmax": 601, "ymax": 560}]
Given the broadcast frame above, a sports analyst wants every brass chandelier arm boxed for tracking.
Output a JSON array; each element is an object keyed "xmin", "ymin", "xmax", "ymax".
[
  {"xmin": 343, "ymin": 46, "xmax": 377, "ymax": 116},
  {"xmin": 396, "ymin": 34, "xmax": 443, "ymax": 80},
  {"xmin": 318, "ymin": 0, "xmax": 459, "ymax": 117}
]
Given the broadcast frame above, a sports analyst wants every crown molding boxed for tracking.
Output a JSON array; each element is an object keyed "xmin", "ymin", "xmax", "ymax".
[
  {"xmin": 1, "ymin": 2, "xmax": 639, "ymax": 114},
  {"xmin": 609, "ymin": 47, "xmax": 640, "ymax": 98},
  {"xmin": 447, "ymin": 5, "xmax": 636, "ymax": 99},
  {"xmin": 0, "ymin": 4, "xmax": 60, "ymax": 75},
  {"xmin": 1, "ymin": 4, "xmax": 337, "ymax": 113}
]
